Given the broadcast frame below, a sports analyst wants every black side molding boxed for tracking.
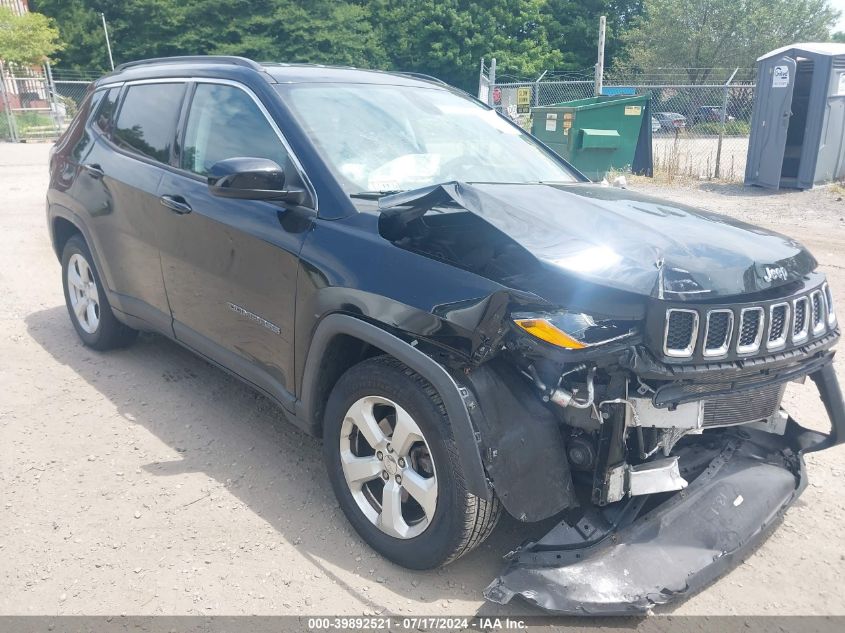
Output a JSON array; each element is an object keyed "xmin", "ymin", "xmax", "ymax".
[{"xmin": 296, "ymin": 313, "xmax": 491, "ymax": 500}]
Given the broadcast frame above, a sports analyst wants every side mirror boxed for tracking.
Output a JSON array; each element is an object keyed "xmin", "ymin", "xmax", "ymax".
[{"xmin": 207, "ymin": 157, "xmax": 305, "ymax": 204}]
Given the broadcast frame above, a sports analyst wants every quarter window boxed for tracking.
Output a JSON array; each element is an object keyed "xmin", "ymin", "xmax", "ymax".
[
  {"xmin": 68, "ymin": 90, "xmax": 103, "ymax": 160},
  {"xmin": 181, "ymin": 83, "xmax": 288, "ymax": 176},
  {"xmin": 93, "ymin": 87, "xmax": 120, "ymax": 134},
  {"xmin": 113, "ymin": 83, "xmax": 185, "ymax": 163}
]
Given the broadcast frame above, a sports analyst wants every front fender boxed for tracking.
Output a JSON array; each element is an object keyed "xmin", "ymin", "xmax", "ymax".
[{"xmin": 296, "ymin": 313, "xmax": 491, "ymax": 500}]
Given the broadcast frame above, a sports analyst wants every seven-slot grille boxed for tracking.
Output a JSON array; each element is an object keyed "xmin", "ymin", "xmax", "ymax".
[{"xmin": 663, "ymin": 284, "xmax": 836, "ymax": 358}]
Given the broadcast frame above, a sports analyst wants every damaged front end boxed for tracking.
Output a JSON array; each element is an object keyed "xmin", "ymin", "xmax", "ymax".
[
  {"xmin": 377, "ymin": 182, "xmax": 845, "ymax": 615},
  {"xmin": 477, "ymin": 329, "xmax": 844, "ymax": 615},
  {"xmin": 484, "ymin": 418, "xmax": 822, "ymax": 614}
]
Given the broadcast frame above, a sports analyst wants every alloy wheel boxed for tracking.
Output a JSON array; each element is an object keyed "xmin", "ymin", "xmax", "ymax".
[
  {"xmin": 339, "ymin": 395, "xmax": 438, "ymax": 539},
  {"xmin": 67, "ymin": 253, "xmax": 100, "ymax": 334}
]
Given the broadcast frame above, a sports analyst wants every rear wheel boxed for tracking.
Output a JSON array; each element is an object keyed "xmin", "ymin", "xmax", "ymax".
[
  {"xmin": 61, "ymin": 235, "xmax": 137, "ymax": 350},
  {"xmin": 323, "ymin": 356, "xmax": 500, "ymax": 569}
]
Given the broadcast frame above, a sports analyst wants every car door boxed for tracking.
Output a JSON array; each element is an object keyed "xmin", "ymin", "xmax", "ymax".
[
  {"xmin": 76, "ymin": 81, "xmax": 187, "ymax": 331},
  {"xmin": 155, "ymin": 80, "xmax": 313, "ymax": 405},
  {"xmin": 752, "ymin": 56, "xmax": 797, "ymax": 188}
]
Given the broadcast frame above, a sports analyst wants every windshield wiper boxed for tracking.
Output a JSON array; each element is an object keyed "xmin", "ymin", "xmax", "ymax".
[{"xmin": 350, "ymin": 190, "xmax": 405, "ymax": 200}]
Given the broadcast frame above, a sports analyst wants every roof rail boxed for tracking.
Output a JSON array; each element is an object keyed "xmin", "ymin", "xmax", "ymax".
[
  {"xmin": 396, "ymin": 71, "xmax": 448, "ymax": 86},
  {"xmin": 114, "ymin": 55, "xmax": 262, "ymax": 72}
]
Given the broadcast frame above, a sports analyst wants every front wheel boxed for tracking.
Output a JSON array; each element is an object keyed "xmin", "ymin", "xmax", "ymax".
[{"xmin": 323, "ymin": 356, "xmax": 500, "ymax": 569}]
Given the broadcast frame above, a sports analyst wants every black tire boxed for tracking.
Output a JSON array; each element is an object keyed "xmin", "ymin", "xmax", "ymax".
[
  {"xmin": 61, "ymin": 234, "xmax": 138, "ymax": 350},
  {"xmin": 323, "ymin": 355, "xmax": 500, "ymax": 569}
]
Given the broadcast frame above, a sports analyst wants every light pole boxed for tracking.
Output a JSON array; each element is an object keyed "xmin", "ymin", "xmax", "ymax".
[
  {"xmin": 101, "ymin": 13, "xmax": 115, "ymax": 71},
  {"xmin": 594, "ymin": 15, "xmax": 606, "ymax": 96}
]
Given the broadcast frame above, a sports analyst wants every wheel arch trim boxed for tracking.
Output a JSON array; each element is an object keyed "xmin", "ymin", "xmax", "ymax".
[
  {"xmin": 48, "ymin": 204, "xmax": 126, "ymax": 318},
  {"xmin": 297, "ymin": 313, "xmax": 491, "ymax": 500}
]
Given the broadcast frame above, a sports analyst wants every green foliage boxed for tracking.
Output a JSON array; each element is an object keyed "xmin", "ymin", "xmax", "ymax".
[
  {"xmin": 28, "ymin": 0, "xmax": 839, "ymax": 91},
  {"xmin": 27, "ymin": 1, "xmax": 105, "ymax": 70},
  {"xmin": 689, "ymin": 120, "xmax": 751, "ymax": 136},
  {"xmin": 616, "ymin": 0, "xmax": 840, "ymax": 82},
  {"xmin": 31, "ymin": 0, "xmax": 643, "ymax": 90},
  {"xmin": 0, "ymin": 7, "xmax": 62, "ymax": 65},
  {"xmin": 373, "ymin": 0, "xmax": 565, "ymax": 88},
  {"xmin": 1, "ymin": 111, "xmax": 56, "ymax": 139},
  {"xmin": 540, "ymin": 1, "xmax": 643, "ymax": 70}
]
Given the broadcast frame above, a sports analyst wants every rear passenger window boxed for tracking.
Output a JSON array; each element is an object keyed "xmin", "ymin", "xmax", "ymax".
[
  {"xmin": 113, "ymin": 83, "xmax": 185, "ymax": 163},
  {"xmin": 181, "ymin": 83, "xmax": 288, "ymax": 176}
]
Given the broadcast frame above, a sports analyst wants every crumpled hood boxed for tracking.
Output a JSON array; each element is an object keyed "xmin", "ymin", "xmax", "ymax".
[{"xmin": 379, "ymin": 182, "xmax": 817, "ymax": 299}]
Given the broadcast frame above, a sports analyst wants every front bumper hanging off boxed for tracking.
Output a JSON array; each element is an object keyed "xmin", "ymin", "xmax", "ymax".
[{"xmin": 484, "ymin": 363, "xmax": 845, "ymax": 615}]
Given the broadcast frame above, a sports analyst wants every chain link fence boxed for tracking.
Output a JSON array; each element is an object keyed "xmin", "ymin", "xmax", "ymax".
[
  {"xmin": 3, "ymin": 61, "xmax": 755, "ymax": 183},
  {"xmin": 485, "ymin": 66, "xmax": 757, "ymax": 182},
  {"xmin": 1, "ymin": 63, "xmax": 96, "ymax": 142}
]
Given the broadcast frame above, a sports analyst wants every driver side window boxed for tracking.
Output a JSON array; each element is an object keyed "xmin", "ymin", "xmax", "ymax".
[{"xmin": 181, "ymin": 83, "xmax": 289, "ymax": 176}]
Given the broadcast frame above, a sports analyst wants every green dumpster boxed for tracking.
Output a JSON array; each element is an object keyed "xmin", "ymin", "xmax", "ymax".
[{"xmin": 531, "ymin": 94, "xmax": 650, "ymax": 181}]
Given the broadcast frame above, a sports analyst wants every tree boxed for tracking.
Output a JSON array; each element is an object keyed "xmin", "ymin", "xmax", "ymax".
[
  {"xmin": 31, "ymin": 0, "xmax": 387, "ymax": 71},
  {"xmin": 28, "ymin": 0, "xmax": 643, "ymax": 88},
  {"xmin": 265, "ymin": 1, "xmax": 387, "ymax": 68},
  {"xmin": 0, "ymin": 7, "xmax": 62, "ymax": 66},
  {"xmin": 540, "ymin": 0, "xmax": 643, "ymax": 72},
  {"xmin": 616, "ymin": 0, "xmax": 839, "ymax": 82},
  {"xmin": 29, "ymin": 1, "xmax": 110, "ymax": 71},
  {"xmin": 372, "ymin": 0, "xmax": 568, "ymax": 89},
  {"xmin": 30, "ymin": 0, "xmax": 183, "ymax": 70}
]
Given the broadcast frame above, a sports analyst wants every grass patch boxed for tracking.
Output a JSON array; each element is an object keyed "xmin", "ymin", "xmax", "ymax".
[
  {"xmin": 2, "ymin": 112, "xmax": 58, "ymax": 139},
  {"xmin": 0, "ymin": 113, "xmax": 11, "ymax": 141},
  {"xmin": 689, "ymin": 121, "xmax": 751, "ymax": 136},
  {"xmin": 828, "ymin": 182, "xmax": 845, "ymax": 197}
]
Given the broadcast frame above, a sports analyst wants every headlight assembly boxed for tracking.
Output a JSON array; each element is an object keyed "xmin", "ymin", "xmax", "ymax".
[{"xmin": 513, "ymin": 310, "xmax": 638, "ymax": 350}]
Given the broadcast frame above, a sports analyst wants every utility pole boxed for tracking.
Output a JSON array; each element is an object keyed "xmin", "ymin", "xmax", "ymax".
[
  {"xmin": 534, "ymin": 69, "xmax": 547, "ymax": 107},
  {"xmin": 487, "ymin": 58, "xmax": 496, "ymax": 107},
  {"xmin": 594, "ymin": 15, "xmax": 606, "ymax": 96},
  {"xmin": 714, "ymin": 67, "xmax": 739, "ymax": 179},
  {"xmin": 101, "ymin": 13, "xmax": 115, "ymax": 70},
  {"xmin": 0, "ymin": 62, "xmax": 19, "ymax": 142}
]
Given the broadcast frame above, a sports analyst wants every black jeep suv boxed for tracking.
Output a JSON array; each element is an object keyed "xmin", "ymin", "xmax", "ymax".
[{"xmin": 48, "ymin": 57, "xmax": 844, "ymax": 614}]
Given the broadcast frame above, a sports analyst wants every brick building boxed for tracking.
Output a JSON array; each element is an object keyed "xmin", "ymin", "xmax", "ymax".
[{"xmin": 0, "ymin": 0, "xmax": 28, "ymax": 17}]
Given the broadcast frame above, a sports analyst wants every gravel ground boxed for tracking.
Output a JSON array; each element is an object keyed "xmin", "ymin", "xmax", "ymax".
[{"xmin": 1, "ymin": 142, "xmax": 844, "ymax": 617}]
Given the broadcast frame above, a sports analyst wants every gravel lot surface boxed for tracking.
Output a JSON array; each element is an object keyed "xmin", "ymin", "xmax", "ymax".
[{"xmin": 1, "ymin": 142, "xmax": 844, "ymax": 617}]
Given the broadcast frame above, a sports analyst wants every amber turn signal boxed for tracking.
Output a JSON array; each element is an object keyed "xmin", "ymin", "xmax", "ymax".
[{"xmin": 513, "ymin": 318, "xmax": 587, "ymax": 349}]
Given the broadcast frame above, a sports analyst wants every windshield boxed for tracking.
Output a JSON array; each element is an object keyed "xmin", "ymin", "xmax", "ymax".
[{"xmin": 277, "ymin": 83, "xmax": 578, "ymax": 194}]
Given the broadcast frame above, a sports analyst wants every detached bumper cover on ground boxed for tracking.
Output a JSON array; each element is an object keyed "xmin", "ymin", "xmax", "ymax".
[{"xmin": 485, "ymin": 364, "xmax": 845, "ymax": 615}]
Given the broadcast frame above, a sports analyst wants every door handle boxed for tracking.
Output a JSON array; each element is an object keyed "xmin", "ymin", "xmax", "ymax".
[
  {"xmin": 82, "ymin": 163, "xmax": 104, "ymax": 178},
  {"xmin": 159, "ymin": 194, "xmax": 192, "ymax": 215}
]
